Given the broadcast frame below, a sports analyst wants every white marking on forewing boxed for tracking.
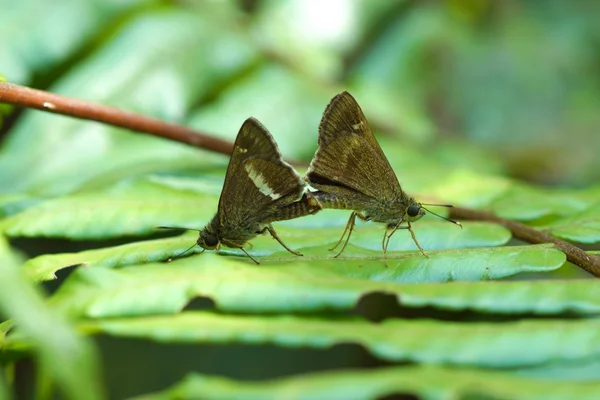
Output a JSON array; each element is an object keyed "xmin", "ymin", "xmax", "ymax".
[{"xmin": 244, "ymin": 163, "xmax": 282, "ymax": 200}]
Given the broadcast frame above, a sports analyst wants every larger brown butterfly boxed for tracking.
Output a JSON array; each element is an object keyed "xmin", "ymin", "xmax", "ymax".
[
  {"xmin": 305, "ymin": 91, "xmax": 461, "ymax": 257},
  {"xmin": 162, "ymin": 117, "xmax": 317, "ymax": 264}
]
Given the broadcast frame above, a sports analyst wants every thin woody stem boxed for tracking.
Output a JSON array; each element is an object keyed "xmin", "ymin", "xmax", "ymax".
[
  {"xmin": 2, "ymin": 82, "xmax": 598, "ymax": 276},
  {"xmin": 0, "ymin": 81, "xmax": 233, "ymax": 155},
  {"xmin": 449, "ymin": 206, "xmax": 600, "ymax": 277}
]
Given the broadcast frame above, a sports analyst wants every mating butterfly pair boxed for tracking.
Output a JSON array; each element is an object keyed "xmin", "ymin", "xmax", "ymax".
[{"xmin": 165, "ymin": 92, "xmax": 459, "ymax": 264}]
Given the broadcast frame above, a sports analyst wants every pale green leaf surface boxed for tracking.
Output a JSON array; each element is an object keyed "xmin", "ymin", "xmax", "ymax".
[
  {"xmin": 0, "ymin": 9, "xmax": 256, "ymax": 196},
  {"xmin": 544, "ymin": 202, "xmax": 600, "ymax": 244},
  {"xmin": 425, "ymin": 169, "xmax": 512, "ymax": 209},
  {"xmin": 300, "ymin": 220, "xmax": 509, "ymax": 252},
  {"xmin": 46, "ymin": 246, "xmax": 573, "ymax": 319},
  {"xmin": 2, "ymin": 174, "xmax": 510, "ymax": 250},
  {"xmin": 132, "ymin": 365, "xmax": 600, "ymax": 400},
  {"xmin": 81, "ymin": 311, "xmax": 600, "ymax": 368},
  {"xmin": 22, "ymin": 234, "xmax": 205, "ymax": 282},
  {"xmin": 514, "ymin": 358, "xmax": 600, "ymax": 381},
  {"xmin": 1, "ymin": 177, "xmax": 219, "ymax": 239},
  {"xmin": 0, "ymin": 237, "xmax": 103, "ymax": 399},
  {"xmin": 489, "ymin": 186, "xmax": 600, "ymax": 222}
]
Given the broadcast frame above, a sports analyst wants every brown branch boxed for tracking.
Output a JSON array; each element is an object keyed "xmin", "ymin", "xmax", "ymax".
[
  {"xmin": 4, "ymin": 83, "xmax": 596, "ymax": 276},
  {"xmin": 0, "ymin": 81, "xmax": 233, "ymax": 155},
  {"xmin": 449, "ymin": 206, "xmax": 600, "ymax": 277}
]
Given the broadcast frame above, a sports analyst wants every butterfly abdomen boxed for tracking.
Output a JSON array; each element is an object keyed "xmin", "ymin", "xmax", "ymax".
[
  {"xmin": 276, "ymin": 199, "xmax": 319, "ymax": 221},
  {"xmin": 308, "ymin": 191, "xmax": 356, "ymax": 210}
]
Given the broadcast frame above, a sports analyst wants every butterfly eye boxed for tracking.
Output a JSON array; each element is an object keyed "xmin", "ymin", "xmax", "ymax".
[
  {"xmin": 407, "ymin": 204, "xmax": 421, "ymax": 217},
  {"xmin": 204, "ymin": 234, "xmax": 219, "ymax": 248},
  {"xmin": 198, "ymin": 230, "xmax": 220, "ymax": 249}
]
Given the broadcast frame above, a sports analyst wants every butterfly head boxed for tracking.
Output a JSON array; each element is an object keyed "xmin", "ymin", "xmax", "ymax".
[
  {"xmin": 408, "ymin": 202, "xmax": 463, "ymax": 228},
  {"xmin": 198, "ymin": 227, "xmax": 221, "ymax": 250},
  {"xmin": 405, "ymin": 201, "xmax": 425, "ymax": 223}
]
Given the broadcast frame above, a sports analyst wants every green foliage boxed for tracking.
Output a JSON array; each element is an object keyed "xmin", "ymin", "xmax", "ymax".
[
  {"xmin": 0, "ymin": 8, "xmax": 254, "ymax": 196},
  {"xmin": 34, "ymin": 246, "xmax": 572, "ymax": 319},
  {"xmin": 75, "ymin": 311, "xmax": 600, "ymax": 368},
  {"xmin": 543, "ymin": 202, "xmax": 600, "ymax": 243},
  {"xmin": 0, "ymin": 237, "xmax": 103, "ymax": 399},
  {"xmin": 0, "ymin": 0, "xmax": 152, "ymax": 84},
  {"xmin": 1, "ymin": 1, "xmax": 599, "ymax": 399},
  {"xmin": 133, "ymin": 366, "xmax": 600, "ymax": 400}
]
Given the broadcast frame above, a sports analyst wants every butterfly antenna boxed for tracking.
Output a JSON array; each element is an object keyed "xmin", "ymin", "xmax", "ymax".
[
  {"xmin": 421, "ymin": 206, "xmax": 462, "ymax": 228},
  {"xmin": 156, "ymin": 226, "xmax": 202, "ymax": 232},
  {"xmin": 157, "ymin": 226, "xmax": 204, "ymax": 261},
  {"xmin": 167, "ymin": 243, "xmax": 203, "ymax": 262}
]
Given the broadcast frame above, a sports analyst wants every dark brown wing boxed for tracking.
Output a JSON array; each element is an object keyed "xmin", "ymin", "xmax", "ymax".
[
  {"xmin": 218, "ymin": 117, "xmax": 305, "ymax": 228},
  {"xmin": 306, "ymin": 91, "xmax": 402, "ymax": 202}
]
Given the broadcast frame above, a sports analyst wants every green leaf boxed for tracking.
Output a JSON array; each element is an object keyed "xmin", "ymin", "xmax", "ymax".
[
  {"xmin": 514, "ymin": 358, "xmax": 600, "ymax": 381},
  {"xmin": 426, "ymin": 169, "xmax": 513, "ymax": 209},
  {"xmin": 132, "ymin": 365, "xmax": 600, "ymax": 400},
  {"xmin": 81, "ymin": 311, "xmax": 600, "ymax": 369},
  {"xmin": 2, "ymin": 177, "xmax": 220, "ymax": 239},
  {"xmin": 3, "ymin": 174, "xmax": 510, "ymax": 249},
  {"xmin": 0, "ymin": 236, "xmax": 104, "ymax": 399},
  {"xmin": 544, "ymin": 202, "xmax": 600, "ymax": 244},
  {"xmin": 46, "ymin": 245, "xmax": 571, "ymax": 318},
  {"xmin": 22, "ymin": 233, "xmax": 205, "ymax": 282},
  {"xmin": 489, "ymin": 185, "xmax": 600, "ymax": 222}
]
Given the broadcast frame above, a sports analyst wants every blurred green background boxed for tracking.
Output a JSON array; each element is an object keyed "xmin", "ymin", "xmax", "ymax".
[
  {"xmin": 2, "ymin": 0, "xmax": 600, "ymax": 398},
  {"xmin": 2, "ymin": 0, "xmax": 600, "ymax": 191}
]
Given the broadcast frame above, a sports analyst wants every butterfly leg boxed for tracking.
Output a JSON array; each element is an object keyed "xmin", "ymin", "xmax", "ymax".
[
  {"xmin": 381, "ymin": 228, "xmax": 391, "ymax": 258},
  {"xmin": 265, "ymin": 225, "xmax": 303, "ymax": 257},
  {"xmin": 383, "ymin": 223, "xmax": 405, "ymax": 255},
  {"xmin": 330, "ymin": 211, "xmax": 356, "ymax": 253},
  {"xmin": 382, "ymin": 222, "xmax": 427, "ymax": 257},
  {"xmin": 331, "ymin": 212, "xmax": 368, "ymax": 257},
  {"xmin": 407, "ymin": 222, "xmax": 427, "ymax": 257},
  {"xmin": 239, "ymin": 247, "xmax": 260, "ymax": 264}
]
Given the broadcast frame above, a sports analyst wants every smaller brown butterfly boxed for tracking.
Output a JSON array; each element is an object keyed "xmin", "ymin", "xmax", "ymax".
[{"xmin": 161, "ymin": 117, "xmax": 318, "ymax": 264}]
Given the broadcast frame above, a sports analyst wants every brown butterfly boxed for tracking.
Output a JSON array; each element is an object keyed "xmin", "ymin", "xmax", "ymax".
[
  {"xmin": 162, "ymin": 117, "xmax": 318, "ymax": 264},
  {"xmin": 305, "ymin": 91, "xmax": 461, "ymax": 257}
]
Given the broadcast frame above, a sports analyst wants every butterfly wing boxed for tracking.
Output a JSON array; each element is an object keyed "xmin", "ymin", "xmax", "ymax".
[
  {"xmin": 218, "ymin": 118, "xmax": 305, "ymax": 231},
  {"xmin": 306, "ymin": 91, "xmax": 402, "ymax": 202}
]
